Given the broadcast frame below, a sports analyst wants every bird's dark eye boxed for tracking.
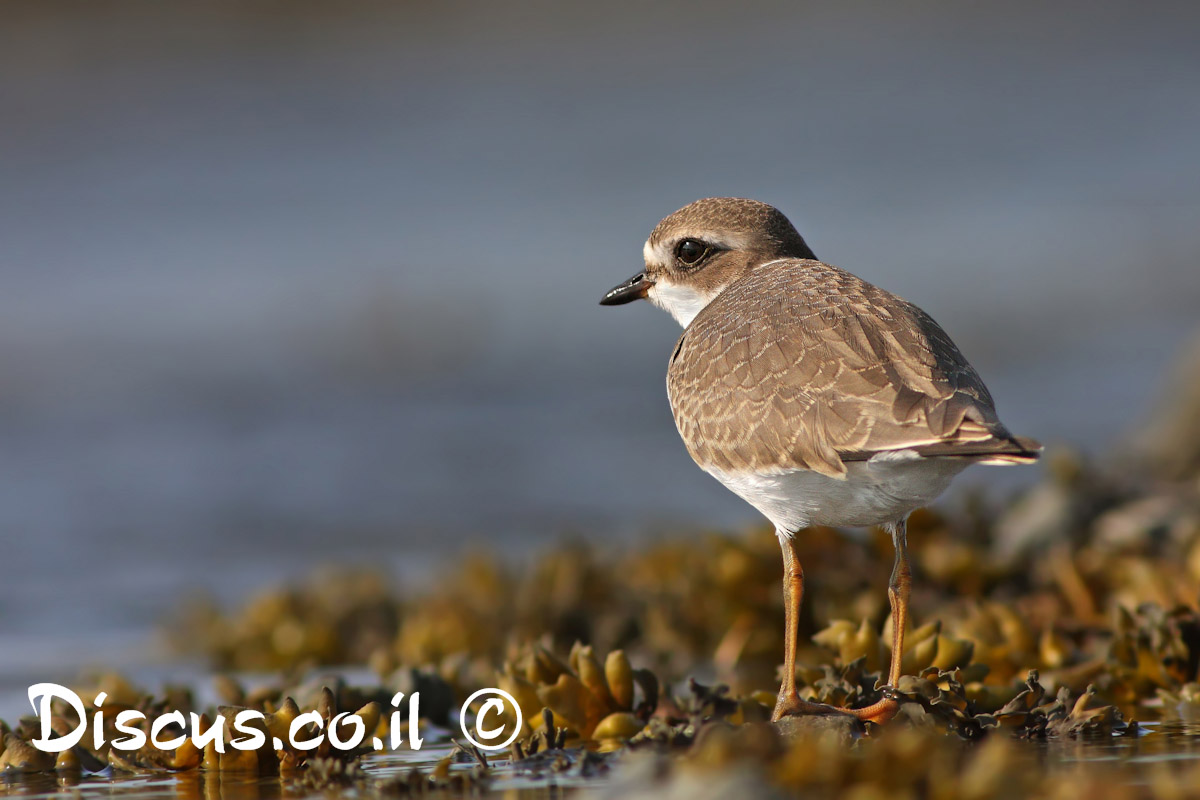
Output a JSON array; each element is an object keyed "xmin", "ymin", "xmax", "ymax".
[{"xmin": 676, "ymin": 239, "xmax": 709, "ymax": 266}]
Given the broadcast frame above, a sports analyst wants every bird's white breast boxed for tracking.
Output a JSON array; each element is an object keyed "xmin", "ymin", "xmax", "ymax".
[{"xmin": 705, "ymin": 450, "xmax": 970, "ymax": 533}]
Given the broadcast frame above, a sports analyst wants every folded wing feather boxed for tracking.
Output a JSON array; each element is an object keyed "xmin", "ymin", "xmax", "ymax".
[{"xmin": 666, "ymin": 259, "xmax": 1041, "ymax": 479}]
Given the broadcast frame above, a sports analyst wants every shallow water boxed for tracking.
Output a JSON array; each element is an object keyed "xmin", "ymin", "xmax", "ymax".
[{"xmin": 3, "ymin": 726, "xmax": 1200, "ymax": 800}]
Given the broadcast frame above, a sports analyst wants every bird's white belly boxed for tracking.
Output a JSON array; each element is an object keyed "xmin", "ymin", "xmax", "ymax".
[{"xmin": 705, "ymin": 451, "xmax": 969, "ymax": 532}]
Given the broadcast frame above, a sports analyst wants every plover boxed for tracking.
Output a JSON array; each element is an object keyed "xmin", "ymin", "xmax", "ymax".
[{"xmin": 601, "ymin": 197, "xmax": 1040, "ymax": 724}]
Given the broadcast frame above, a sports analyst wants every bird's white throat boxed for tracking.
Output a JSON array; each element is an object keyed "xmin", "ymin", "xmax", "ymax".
[{"xmin": 647, "ymin": 280, "xmax": 717, "ymax": 328}]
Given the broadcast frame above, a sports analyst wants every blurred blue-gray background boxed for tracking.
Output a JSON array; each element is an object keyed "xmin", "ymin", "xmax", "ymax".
[{"xmin": 1, "ymin": 1, "xmax": 1198, "ymax": 689}]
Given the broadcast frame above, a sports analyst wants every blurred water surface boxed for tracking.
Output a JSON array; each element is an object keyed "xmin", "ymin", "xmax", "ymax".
[{"xmin": 1, "ymin": 0, "xmax": 1199, "ymax": 690}]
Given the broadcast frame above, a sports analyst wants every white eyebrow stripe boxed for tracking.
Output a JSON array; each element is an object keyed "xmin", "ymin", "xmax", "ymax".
[
  {"xmin": 644, "ymin": 231, "xmax": 753, "ymax": 265},
  {"xmin": 704, "ymin": 232, "xmax": 753, "ymax": 251}
]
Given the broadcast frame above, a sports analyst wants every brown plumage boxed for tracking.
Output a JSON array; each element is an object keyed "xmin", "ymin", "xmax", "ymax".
[{"xmin": 666, "ymin": 257, "xmax": 1038, "ymax": 478}]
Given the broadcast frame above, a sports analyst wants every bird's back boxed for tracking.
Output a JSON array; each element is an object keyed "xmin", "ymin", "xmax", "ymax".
[{"xmin": 666, "ymin": 258, "xmax": 1037, "ymax": 479}]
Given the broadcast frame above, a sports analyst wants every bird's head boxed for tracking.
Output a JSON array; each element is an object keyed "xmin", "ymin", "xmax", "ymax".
[{"xmin": 599, "ymin": 197, "xmax": 816, "ymax": 327}]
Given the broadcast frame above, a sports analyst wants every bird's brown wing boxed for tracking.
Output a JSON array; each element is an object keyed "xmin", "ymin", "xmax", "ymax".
[{"xmin": 666, "ymin": 259, "xmax": 1036, "ymax": 478}]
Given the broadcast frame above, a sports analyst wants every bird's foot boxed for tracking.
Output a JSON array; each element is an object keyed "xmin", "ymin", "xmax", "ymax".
[
  {"xmin": 772, "ymin": 687, "xmax": 901, "ymax": 725},
  {"xmin": 844, "ymin": 692, "xmax": 901, "ymax": 726},
  {"xmin": 844, "ymin": 700, "xmax": 902, "ymax": 724},
  {"xmin": 772, "ymin": 691, "xmax": 856, "ymax": 722}
]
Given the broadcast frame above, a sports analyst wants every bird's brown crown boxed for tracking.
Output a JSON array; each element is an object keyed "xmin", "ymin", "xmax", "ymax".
[{"xmin": 647, "ymin": 197, "xmax": 816, "ymax": 263}]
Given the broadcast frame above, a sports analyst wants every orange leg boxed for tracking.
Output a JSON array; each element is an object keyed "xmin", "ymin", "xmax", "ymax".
[
  {"xmin": 773, "ymin": 532, "xmax": 804, "ymax": 720},
  {"xmin": 773, "ymin": 532, "xmax": 847, "ymax": 719},
  {"xmin": 843, "ymin": 518, "xmax": 909, "ymax": 725},
  {"xmin": 772, "ymin": 519, "xmax": 910, "ymax": 725}
]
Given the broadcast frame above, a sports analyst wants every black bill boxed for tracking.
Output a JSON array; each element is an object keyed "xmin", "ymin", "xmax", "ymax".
[{"xmin": 599, "ymin": 272, "xmax": 653, "ymax": 306}]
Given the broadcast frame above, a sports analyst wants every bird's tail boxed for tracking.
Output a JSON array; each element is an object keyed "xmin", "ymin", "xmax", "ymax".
[{"xmin": 912, "ymin": 434, "xmax": 1043, "ymax": 464}]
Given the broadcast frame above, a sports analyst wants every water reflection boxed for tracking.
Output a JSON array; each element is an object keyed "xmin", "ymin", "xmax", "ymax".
[
  {"xmin": 173, "ymin": 773, "xmax": 285, "ymax": 800},
  {"xmin": 3, "ymin": 731, "xmax": 1200, "ymax": 800}
]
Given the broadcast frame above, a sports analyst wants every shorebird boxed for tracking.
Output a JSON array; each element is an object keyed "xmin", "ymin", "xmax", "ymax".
[{"xmin": 600, "ymin": 198, "xmax": 1040, "ymax": 724}]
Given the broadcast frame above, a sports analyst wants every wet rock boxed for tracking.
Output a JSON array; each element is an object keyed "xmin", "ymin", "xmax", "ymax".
[{"xmin": 772, "ymin": 713, "xmax": 864, "ymax": 743}]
